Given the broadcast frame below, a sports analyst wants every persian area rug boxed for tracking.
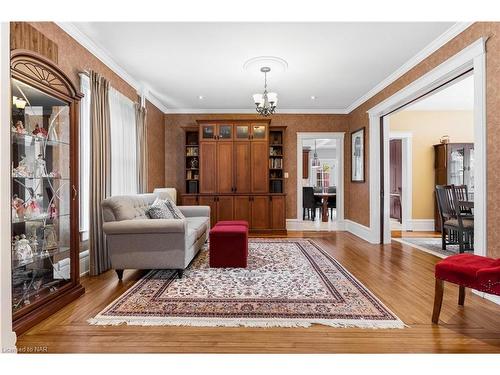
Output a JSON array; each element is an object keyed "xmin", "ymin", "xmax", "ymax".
[{"xmin": 88, "ymin": 239, "xmax": 404, "ymax": 329}]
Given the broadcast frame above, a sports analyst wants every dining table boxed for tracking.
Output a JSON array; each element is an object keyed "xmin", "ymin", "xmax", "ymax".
[{"xmin": 314, "ymin": 192, "xmax": 336, "ymax": 222}]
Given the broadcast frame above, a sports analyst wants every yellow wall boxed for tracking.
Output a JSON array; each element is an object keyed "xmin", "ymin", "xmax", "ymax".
[{"xmin": 389, "ymin": 110, "xmax": 473, "ymax": 220}]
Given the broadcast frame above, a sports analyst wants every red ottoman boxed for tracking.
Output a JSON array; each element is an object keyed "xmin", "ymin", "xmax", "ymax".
[
  {"xmin": 209, "ymin": 224, "xmax": 248, "ymax": 268},
  {"xmin": 215, "ymin": 220, "xmax": 249, "ymax": 229}
]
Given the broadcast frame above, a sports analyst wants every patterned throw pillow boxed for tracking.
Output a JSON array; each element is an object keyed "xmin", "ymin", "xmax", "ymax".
[{"xmin": 146, "ymin": 198, "xmax": 185, "ymax": 220}]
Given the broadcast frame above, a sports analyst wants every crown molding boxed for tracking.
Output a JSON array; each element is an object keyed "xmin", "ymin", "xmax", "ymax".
[
  {"xmin": 164, "ymin": 107, "xmax": 348, "ymax": 114},
  {"xmin": 56, "ymin": 21, "xmax": 474, "ymax": 116},
  {"xmin": 346, "ymin": 22, "xmax": 474, "ymax": 113},
  {"xmin": 56, "ymin": 22, "xmax": 169, "ymax": 113},
  {"xmin": 143, "ymin": 89, "xmax": 169, "ymax": 113},
  {"xmin": 56, "ymin": 22, "xmax": 141, "ymax": 89}
]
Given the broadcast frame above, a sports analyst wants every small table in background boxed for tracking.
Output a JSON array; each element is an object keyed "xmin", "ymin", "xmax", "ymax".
[{"xmin": 314, "ymin": 192, "xmax": 336, "ymax": 222}]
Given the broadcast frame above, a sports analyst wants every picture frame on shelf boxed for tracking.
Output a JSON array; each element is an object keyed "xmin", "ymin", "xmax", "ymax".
[{"xmin": 351, "ymin": 127, "xmax": 365, "ymax": 183}]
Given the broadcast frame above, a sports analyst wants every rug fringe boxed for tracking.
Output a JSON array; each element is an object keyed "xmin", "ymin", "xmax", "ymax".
[{"xmin": 87, "ymin": 317, "xmax": 405, "ymax": 329}]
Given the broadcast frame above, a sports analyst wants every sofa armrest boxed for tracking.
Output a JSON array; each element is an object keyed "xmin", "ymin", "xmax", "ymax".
[
  {"xmin": 103, "ymin": 219, "xmax": 187, "ymax": 235},
  {"xmin": 179, "ymin": 205, "xmax": 210, "ymax": 218}
]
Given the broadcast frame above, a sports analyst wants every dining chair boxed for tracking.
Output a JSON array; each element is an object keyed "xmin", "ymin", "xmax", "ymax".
[
  {"xmin": 327, "ymin": 186, "xmax": 337, "ymax": 221},
  {"xmin": 453, "ymin": 184, "xmax": 473, "ymax": 217},
  {"xmin": 435, "ymin": 185, "xmax": 474, "ymax": 253},
  {"xmin": 303, "ymin": 187, "xmax": 320, "ymax": 221}
]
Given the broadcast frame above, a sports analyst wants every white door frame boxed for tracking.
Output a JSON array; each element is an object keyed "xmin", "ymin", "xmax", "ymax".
[
  {"xmin": 388, "ymin": 130, "xmax": 413, "ymax": 231},
  {"xmin": 366, "ymin": 38, "xmax": 487, "ymax": 257},
  {"xmin": 296, "ymin": 132, "xmax": 345, "ymax": 226},
  {"xmin": 0, "ymin": 22, "xmax": 17, "ymax": 350}
]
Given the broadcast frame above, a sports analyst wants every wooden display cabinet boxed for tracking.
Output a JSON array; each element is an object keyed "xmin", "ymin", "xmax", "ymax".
[{"xmin": 10, "ymin": 50, "xmax": 84, "ymax": 334}]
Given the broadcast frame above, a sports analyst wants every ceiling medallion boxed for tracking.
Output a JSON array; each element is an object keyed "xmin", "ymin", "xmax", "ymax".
[{"xmin": 252, "ymin": 67, "xmax": 277, "ymax": 117}]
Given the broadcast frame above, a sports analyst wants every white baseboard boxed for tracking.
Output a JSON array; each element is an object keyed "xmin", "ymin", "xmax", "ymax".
[
  {"xmin": 472, "ymin": 290, "xmax": 500, "ymax": 305},
  {"xmin": 408, "ymin": 219, "xmax": 435, "ymax": 232},
  {"xmin": 79, "ymin": 250, "xmax": 90, "ymax": 276},
  {"xmin": 345, "ymin": 220, "xmax": 378, "ymax": 244},
  {"xmin": 286, "ymin": 219, "xmax": 345, "ymax": 232}
]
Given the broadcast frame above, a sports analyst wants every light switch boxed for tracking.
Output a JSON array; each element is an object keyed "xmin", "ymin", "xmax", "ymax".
[{"xmin": 284, "ymin": 172, "xmax": 289, "ymax": 178}]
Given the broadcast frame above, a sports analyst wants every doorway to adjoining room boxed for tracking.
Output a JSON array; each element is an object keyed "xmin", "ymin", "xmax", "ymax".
[
  {"xmin": 293, "ymin": 132, "xmax": 344, "ymax": 231},
  {"xmin": 388, "ymin": 74, "xmax": 475, "ymax": 258}
]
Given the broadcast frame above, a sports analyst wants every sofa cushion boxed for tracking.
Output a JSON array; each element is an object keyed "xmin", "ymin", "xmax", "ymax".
[
  {"xmin": 185, "ymin": 226, "xmax": 198, "ymax": 249},
  {"xmin": 102, "ymin": 194, "xmax": 157, "ymax": 222},
  {"xmin": 186, "ymin": 217, "xmax": 209, "ymax": 239}
]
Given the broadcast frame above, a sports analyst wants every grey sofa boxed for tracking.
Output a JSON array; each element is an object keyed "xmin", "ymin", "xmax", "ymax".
[{"xmin": 101, "ymin": 189, "xmax": 210, "ymax": 280}]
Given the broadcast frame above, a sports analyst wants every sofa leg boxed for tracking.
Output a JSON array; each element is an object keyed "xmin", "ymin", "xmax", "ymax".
[
  {"xmin": 177, "ymin": 269, "xmax": 184, "ymax": 278},
  {"xmin": 116, "ymin": 269, "xmax": 124, "ymax": 281},
  {"xmin": 432, "ymin": 279, "xmax": 444, "ymax": 324},
  {"xmin": 458, "ymin": 285, "xmax": 466, "ymax": 306}
]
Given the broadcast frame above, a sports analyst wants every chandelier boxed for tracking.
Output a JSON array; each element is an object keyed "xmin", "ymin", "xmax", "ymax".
[
  {"xmin": 311, "ymin": 140, "xmax": 321, "ymax": 169},
  {"xmin": 252, "ymin": 67, "xmax": 278, "ymax": 116}
]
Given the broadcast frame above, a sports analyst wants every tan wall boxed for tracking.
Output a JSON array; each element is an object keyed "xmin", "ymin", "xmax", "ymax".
[
  {"xmin": 346, "ymin": 22, "xmax": 500, "ymax": 258},
  {"xmin": 390, "ymin": 110, "xmax": 473, "ymax": 219},
  {"xmin": 19, "ymin": 23, "xmax": 165, "ymax": 192},
  {"xmin": 164, "ymin": 114, "xmax": 349, "ymax": 218}
]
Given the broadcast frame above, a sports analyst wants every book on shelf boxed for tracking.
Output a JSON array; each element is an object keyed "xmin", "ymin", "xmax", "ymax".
[
  {"xmin": 186, "ymin": 170, "xmax": 199, "ymax": 180},
  {"xmin": 186, "ymin": 147, "xmax": 199, "ymax": 156},
  {"xmin": 269, "ymin": 158, "xmax": 283, "ymax": 169}
]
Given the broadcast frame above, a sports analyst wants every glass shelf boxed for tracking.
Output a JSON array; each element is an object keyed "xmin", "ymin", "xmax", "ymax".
[
  {"xmin": 12, "ymin": 246, "xmax": 70, "ymax": 270},
  {"xmin": 11, "ymin": 132, "xmax": 69, "ymax": 147},
  {"xmin": 12, "ymin": 213, "xmax": 70, "ymax": 224}
]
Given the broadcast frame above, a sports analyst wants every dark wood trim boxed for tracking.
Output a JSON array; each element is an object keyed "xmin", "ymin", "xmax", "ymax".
[
  {"xmin": 13, "ymin": 284, "xmax": 85, "ymax": 335},
  {"xmin": 350, "ymin": 126, "xmax": 365, "ymax": 183}
]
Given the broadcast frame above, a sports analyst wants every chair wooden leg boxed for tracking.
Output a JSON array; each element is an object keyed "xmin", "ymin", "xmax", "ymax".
[
  {"xmin": 441, "ymin": 228, "xmax": 446, "ymax": 250},
  {"xmin": 432, "ymin": 278, "xmax": 444, "ymax": 324},
  {"xmin": 458, "ymin": 230, "xmax": 465, "ymax": 253},
  {"xmin": 458, "ymin": 285, "xmax": 465, "ymax": 306},
  {"xmin": 115, "ymin": 269, "xmax": 124, "ymax": 281}
]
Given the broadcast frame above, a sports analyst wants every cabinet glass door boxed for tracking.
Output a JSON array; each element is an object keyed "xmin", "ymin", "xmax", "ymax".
[
  {"xmin": 218, "ymin": 124, "xmax": 233, "ymax": 140},
  {"xmin": 11, "ymin": 78, "xmax": 72, "ymax": 314},
  {"xmin": 252, "ymin": 124, "xmax": 267, "ymax": 140},
  {"xmin": 448, "ymin": 146, "xmax": 465, "ymax": 186},
  {"xmin": 467, "ymin": 147, "xmax": 475, "ymax": 200},
  {"xmin": 235, "ymin": 124, "xmax": 250, "ymax": 140},
  {"xmin": 200, "ymin": 124, "xmax": 216, "ymax": 140}
]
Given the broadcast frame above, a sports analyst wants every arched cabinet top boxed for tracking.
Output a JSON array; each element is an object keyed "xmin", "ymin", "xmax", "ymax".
[{"xmin": 11, "ymin": 49, "xmax": 83, "ymax": 102}]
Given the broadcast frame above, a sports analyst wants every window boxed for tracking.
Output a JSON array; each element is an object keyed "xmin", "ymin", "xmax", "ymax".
[
  {"xmin": 79, "ymin": 74, "xmax": 90, "ymax": 234},
  {"xmin": 109, "ymin": 87, "xmax": 137, "ymax": 196}
]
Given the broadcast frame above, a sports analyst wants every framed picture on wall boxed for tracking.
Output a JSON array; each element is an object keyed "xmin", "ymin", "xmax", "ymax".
[{"xmin": 351, "ymin": 127, "xmax": 365, "ymax": 182}]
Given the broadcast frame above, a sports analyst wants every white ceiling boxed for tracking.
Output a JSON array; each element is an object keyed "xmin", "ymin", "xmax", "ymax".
[
  {"xmin": 403, "ymin": 75, "xmax": 474, "ymax": 111},
  {"xmin": 70, "ymin": 22, "xmax": 457, "ymax": 113}
]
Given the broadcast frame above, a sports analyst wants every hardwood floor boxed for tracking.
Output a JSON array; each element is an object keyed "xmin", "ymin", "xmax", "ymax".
[{"xmin": 15, "ymin": 232, "xmax": 500, "ymax": 353}]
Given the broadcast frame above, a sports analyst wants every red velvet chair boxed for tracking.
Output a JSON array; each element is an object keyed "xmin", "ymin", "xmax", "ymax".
[{"xmin": 432, "ymin": 253, "xmax": 500, "ymax": 323}]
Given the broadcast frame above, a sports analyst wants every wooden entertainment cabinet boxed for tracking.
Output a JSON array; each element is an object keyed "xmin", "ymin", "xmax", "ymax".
[{"xmin": 181, "ymin": 120, "xmax": 286, "ymax": 233}]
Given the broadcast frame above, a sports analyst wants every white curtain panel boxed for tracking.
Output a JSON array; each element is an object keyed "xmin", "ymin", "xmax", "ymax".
[
  {"xmin": 109, "ymin": 87, "xmax": 138, "ymax": 196},
  {"xmin": 79, "ymin": 73, "xmax": 91, "ymax": 233}
]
